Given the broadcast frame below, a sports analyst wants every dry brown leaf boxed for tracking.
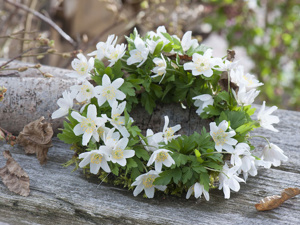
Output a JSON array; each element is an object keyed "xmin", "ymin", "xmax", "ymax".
[
  {"xmin": 0, "ymin": 150, "xmax": 30, "ymax": 196},
  {"xmin": 17, "ymin": 116, "xmax": 53, "ymax": 165},
  {"xmin": 255, "ymin": 188, "xmax": 300, "ymax": 211}
]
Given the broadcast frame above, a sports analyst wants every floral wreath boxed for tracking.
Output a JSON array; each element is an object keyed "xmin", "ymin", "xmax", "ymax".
[{"xmin": 52, "ymin": 27, "xmax": 288, "ymax": 200}]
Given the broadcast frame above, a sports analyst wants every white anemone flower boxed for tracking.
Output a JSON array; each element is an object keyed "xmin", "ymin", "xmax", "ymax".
[
  {"xmin": 105, "ymin": 43, "xmax": 127, "ymax": 67},
  {"xmin": 141, "ymin": 129, "xmax": 163, "ymax": 152},
  {"xmin": 239, "ymin": 154, "xmax": 257, "ymax": 181},
  {"xmin": 230, "ymin": 66, "xmax": 263, "ymax": 90},
  {"xmin": 70, "ymin": 80, "xmax": 95, "ymax": 103},
  {"xmin": 162, "ymin": 116, "xmax": 181, "ymax": 144},
  {"xmin": 66, "ymin": 53, "xmax": 94, "ymax": 81},
  {"xmin": 131, "ymin": 170, "xmax": 167, "ymax": 198},
  {"xmin": 151, "ymin": 56, "xmax": 167, "ymax": 83},
  {"xmin": 183, "ymin": 49, "xmax": 221, "ymax": 77},
  {"xmin": 232, "ymin": 85, "xmax": 260, "ymax": 106},
  {"xmin": 257, "ymin": 101, "xmax": 280, "ymax": 132},
  {"xmin": 186, "ymin": 182, "xmax": 209, "ymax": 201},
  {"xmin": 218, "ymin": 164, "xmax": 245, "ymax": 199},
  {"xmin": 101, "ymin": 137, "xmax": 135, "ymax": 166},
  {"xmin": 150, "ymin": 26, "xmax": 170, "ymax": 46},
  {"xmin": 102, "ymin": 127, "xmax": 120, "ymax": 144},
  {"xmin": 78, "ymin": 149, "xmax": 111, "ymax": 174},
  {"xmin": 88, "ymin": 34, "xmax": 117, "ymax": 60},
  {"xmin": 214, "ymin": 59, "xmax": 239, "ymax": 72},
  {"xmin": 146, "ymin": 38, "xmax": 161, "ymax": 54},
  {"xmin": 94, "ymin": 74, "xmax": 126, "ymax": 107},
  {"xmin": 127, "ymin": 36, "xmax": 150, "ymax": 67},
  {"xmin": 210, "ymin": 120, "xmax": 237, "ymax": 153},
  {"xmin": 230, "ymin": 143, "xmax": 250, "ymax": 167},
  {"xmin": 181, "ymin": 31, "xmax": 199, "ymax": 52},
  {"xmin": 147, "ymin": 149, "xmax": 175, "ymax": 172},
  {"xmin": 260, "ymin": 143, "xmax": 288, "ymax": 167},
  {"xmin": 102, "ymin": 101, "xmax": 130, "ymax": 138},
  {"xmin": 192, "ymin": 94, "xmax": 214, "ymax": 115},
  {"xmin": 52, "ymin": 90, "xmax": 75, "ymax": 119},
  {"xmin": 71, "ymin": 104, "xmax": 106, "ymax": 146}
]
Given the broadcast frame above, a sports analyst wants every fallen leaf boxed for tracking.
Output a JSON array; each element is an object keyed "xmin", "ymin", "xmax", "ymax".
[
  {"xmin": 17, "ymin": 116, "xmax": 53, "ymax": 165},
  {"xmin": 0, "ymin": 150, "xmax": 30, "ymax": 196},
  {"xmin": 255, "ymin": 188, "xmax": 300, "ymax": 211}
]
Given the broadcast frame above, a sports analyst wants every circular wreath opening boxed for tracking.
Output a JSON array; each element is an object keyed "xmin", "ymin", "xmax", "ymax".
[{"xmin": 52, "ymin": 27, "xmax": 288, "ymax": 200}]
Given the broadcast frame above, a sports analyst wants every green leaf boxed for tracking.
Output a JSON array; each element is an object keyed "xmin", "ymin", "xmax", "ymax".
[
  {"xmin": 130, "ymin": 167, "xmax": 141, "ymax": 181},
  {"xmin": 203, "ymin": 161, "xmax": 222, "ymax": 170},
  {"xmin": 171, "ymin": 152, "xmax": 189, "ymax": 167},
  {"xmin": 120, "ymin": 81, "xmax": 135, "ymax": 97},
  {"xmin": 224, "ymin": 110, "xmax": 248, "ymax": 129},
  {"xmin": 135, "ymin": 148, "xmax": 150, "ymax": 161},
  {"xmin": 191, "ymin": 160, "xmax": 207, "ymax": 173},
  {"xmin": 153, "ymin": 41, "xmax": 164, "ymax": 56},
  {"xmin": 162, "ymin": 42, "xmax": 173, "ymax": 52},
  {"xmin": 126, "ymin": 158, "xmax": 138, "ymax": 169},
  {"xmin": 110, "ymin": 163, "xmax": 119, "ymax": 176},
  {"xmin": 200, "ymin": 172, "xmax": 210, "ymax": 191},
  {"xmin": 182, "ymin": 167, "xmax": 193, "ymax": 184},
  {"xmin": 153, "ymin": 168, "xmax": 182, "ymax": 185},
  {"xmin": 141, "ymin": 92, "xmax": 156, "ymax": 114},
  {"xmin": 128, "ymin": 125, "xmax": 141, "ymax": 137},
  {"xmin": 215, "ymin": 91, "xmax": 230, "ymax": 104},
  {"xmin": 94, "ymin": 59, "xmax": 105, "ymax": 71},
  {"xmin": 111, "ymin": 60, "xmax": 123, "ymax": 79},
  {"xmin": 203, "ymin": 105, "xmax": 221, "ymax": 116},
  {"xmin": 151, "ymin": 83, "xmax": 163, "ymax": 98}
]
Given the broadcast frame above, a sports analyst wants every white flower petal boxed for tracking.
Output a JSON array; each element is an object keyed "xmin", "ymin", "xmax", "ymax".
[{"xmin": 144, "ymin": 187, "xmax": 155, "ymax": 198}]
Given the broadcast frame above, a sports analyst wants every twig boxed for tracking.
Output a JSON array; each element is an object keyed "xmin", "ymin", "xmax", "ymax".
[
  {"xmin": 4, "ymin": 0, "xmax": 77, "ymax": 47},
  {"xmin": 0, "ymin": 47, "xmax": 48, "ymax": 69}
]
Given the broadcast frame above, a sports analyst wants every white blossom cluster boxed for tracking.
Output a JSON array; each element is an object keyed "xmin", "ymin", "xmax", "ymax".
[{"xmin": 52, "ymin": 26, "xmax": 288, "ymax": 200}]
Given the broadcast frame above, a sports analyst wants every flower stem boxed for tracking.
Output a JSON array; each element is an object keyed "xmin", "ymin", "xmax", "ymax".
[{"xmin": 249, "ymin": 135, "xmax": 271, "ymax": 148}]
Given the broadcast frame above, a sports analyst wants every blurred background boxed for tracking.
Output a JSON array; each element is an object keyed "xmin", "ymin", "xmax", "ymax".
[{"xmin": 1, "ymin": 0, "xmax": 299, "ymax": 110}]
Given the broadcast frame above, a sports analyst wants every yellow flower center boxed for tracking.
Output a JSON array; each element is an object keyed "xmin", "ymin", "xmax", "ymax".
[
  {"xmin": 102, "ymin": 86, "xmax": 116, "ymax": 100},
  {"xmin": 97, "ymin": 127, "xmax": 105, "ymax": 137},
  {"xmin": 109, "ymin": 50, "xmax": 119, "ymax": 60},
  {"xmin": 81, "ymin": 84, "xmax": 92, "ymax": 97},
  {"xmin": 165, "ymin": 127, "xmax": 174, "ymax": 139},
  {"xmin": 155, "ymin": 151, "xmax": 168, "ymax": 162},
  {"xmin": 157, "ymin": 71, "xmax": 164, "ymax": 76},
  {"xmin": 81, "ymin": 118, "xmax": 96, "ymax": 134},
  {"xmin": 112, "ymin": 113, "xmax": 124, "ymax": 125},
  {"xmin": 75, "ymin": 62, "xmax": 88, "ymax": 75},
  {"xmin": 195, "ymin": 57, "xmax": 210, "ymax": 72},
  {"xmin": 112, "ymin": 147, "xmax": 124, "ymax": 160},
  {"xmin": 142, "ymin": 175, "xmax": 156, "ymax": 188},
  {"xmin": 242, "ymin": 75, "xmax": 254, "ymax": 85},
  {"xmin": 134, "ymin": 51, "xmax": 143, "ymax": 60},
  {"xmin": 212, "ymin": 129, "xmax": 228, "ymax": 146},
  {"xmin": 91, "ymin": 153, "xmax": 103, "ymax": 164}
]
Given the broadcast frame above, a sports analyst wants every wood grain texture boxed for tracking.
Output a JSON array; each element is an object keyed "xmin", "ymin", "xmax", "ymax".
[
  {"xmin": 0, "ymin": 59, "xmax": 78, "ymax": 134},
  {"xmin": 0, "ymin": 107, "xmax": 299, "ymax": 225}
]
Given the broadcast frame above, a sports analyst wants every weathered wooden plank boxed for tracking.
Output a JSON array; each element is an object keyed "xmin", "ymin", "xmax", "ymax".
[{"xmin": 0, "ymin": 108, "xmax": 299, "ymax": 225}]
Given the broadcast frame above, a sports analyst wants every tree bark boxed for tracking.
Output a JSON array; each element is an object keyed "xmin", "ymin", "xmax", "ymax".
[{"xmin": 0, "ymin": 60, "xmax": 209, "ymax": 135}]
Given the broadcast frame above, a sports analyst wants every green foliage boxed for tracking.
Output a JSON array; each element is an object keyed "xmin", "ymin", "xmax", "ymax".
[{"xmin": 56, "ymin": 26, "xmax": 270, "ymax": 200}]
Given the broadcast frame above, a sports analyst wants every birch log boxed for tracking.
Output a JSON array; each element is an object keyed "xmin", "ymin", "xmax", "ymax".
[
  {"xmin": 0, "ymin": 59, "xmax": 209, "ymax": 135},
  {"xmin": 0, "ymin": 59, "xmax": 78, "ymax": 134}
]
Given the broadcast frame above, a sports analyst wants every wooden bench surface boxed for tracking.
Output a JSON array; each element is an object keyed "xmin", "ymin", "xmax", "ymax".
[{"xmin": 0, "ymin": 107, "xmax": 299, "ymax": 225}]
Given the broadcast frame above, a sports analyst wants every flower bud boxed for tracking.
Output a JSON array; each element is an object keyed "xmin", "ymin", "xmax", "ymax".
[
  {"xmin": 43, "ymin": 73, "xmax": 53, "ymax": 78},
  {"xmin": 0, "ymin": 130, "xmax": 5, "ymax": 141},
  {"xmin": 37, "ymin": 55, "xmax": 44, "ymax": 59},
  {"xmin": 18, "ymin": 67, "xmax": 28, "ymax": 72},
  {"xmin": 47, "ymin": 48, "xmax": 57, "ymax": 53}
]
